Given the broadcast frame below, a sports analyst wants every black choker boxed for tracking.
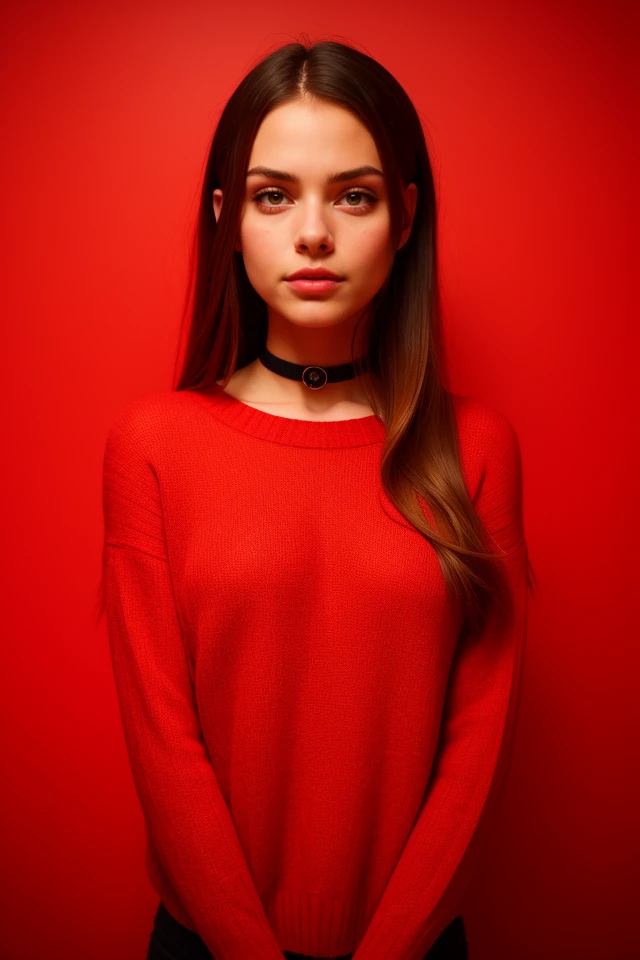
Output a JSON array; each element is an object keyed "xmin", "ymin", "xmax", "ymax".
[{"xmin": 258, "ymin": 347, "xmax": 368, "ymax": 390}]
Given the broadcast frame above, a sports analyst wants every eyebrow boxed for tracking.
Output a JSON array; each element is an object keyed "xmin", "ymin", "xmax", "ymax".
[{"xmin": 245, "ymin": 165, "xmax": 384, "ymax": 183}]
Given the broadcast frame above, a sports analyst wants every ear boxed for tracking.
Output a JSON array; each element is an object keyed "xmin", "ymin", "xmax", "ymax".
[
  {"xmin": 213, "ymin": 188, "xmax": 242, "ymax": 253},
  {"xmin": 212, "ymin": 188, "xmax": 223, "ymax": 223},
  {"xmin": 397, "ymin": 182, "xmax": 418, "ymax": 251}
]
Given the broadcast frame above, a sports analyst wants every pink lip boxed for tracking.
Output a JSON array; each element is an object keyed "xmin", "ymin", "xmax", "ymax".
[
  {"xmin": 286, "ymin": 268, "xmax": 342, "ymax": 280},
  {"xmin": 286, "ymin": 278, "xmax": 343, "ymax": 294}
]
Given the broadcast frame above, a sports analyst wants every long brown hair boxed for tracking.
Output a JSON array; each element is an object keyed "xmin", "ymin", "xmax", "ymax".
[{"xmin": 97, "ymin": 37, "xmax": 535, "ymax": 630}]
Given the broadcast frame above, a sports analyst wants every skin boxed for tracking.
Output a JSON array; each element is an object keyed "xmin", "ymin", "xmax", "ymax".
[{"xmin": 213, "ymin": 96, "xmax": 417, "ymax": 421}]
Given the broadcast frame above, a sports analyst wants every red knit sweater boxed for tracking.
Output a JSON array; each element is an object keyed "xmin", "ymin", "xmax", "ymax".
[{"xmin": 102, "ymin": 384, "xmax": 528, "ymax": 960}]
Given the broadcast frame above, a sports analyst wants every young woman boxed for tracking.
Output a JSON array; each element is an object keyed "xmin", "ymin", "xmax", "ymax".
[{"xmin": 100, "ymin": 38, "xmax": 533, "ymax": 960}]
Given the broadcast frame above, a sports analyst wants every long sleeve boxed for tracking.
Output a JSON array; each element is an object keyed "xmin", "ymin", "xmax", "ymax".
[
  {"xmin": 352, "ymin": 407, "xmax": 529, "ymax": 960},
  {"xmin": 102, "ymin": 403, "xmax": 284, "ymax": 960}
]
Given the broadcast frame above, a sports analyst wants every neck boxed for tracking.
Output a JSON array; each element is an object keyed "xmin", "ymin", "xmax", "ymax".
[{"xmin": 221, "ymin": 358, "xmax": 374, "ymax": 417}]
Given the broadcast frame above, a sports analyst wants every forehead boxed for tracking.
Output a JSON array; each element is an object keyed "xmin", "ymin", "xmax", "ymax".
[{"xmin": 247, "ymin": 99, "xmax": 381, "ymax": 172}]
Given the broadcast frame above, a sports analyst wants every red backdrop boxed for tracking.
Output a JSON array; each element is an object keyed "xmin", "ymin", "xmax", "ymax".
[{"xmin": 1, "ymin": 2, "xmax": 636, "ymax": 958}]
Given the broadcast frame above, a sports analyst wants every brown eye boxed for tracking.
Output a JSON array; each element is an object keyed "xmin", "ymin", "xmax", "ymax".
[
  {"xmin": 253, "ymin": 188, "xmax": 286, "ymax": 206},
  {"xmin": 340, "ymin": 189, "xmax": 378, "ymax": 211},
  {"xmin": 251, "ymin": 186, "xmax": 378, "ymax": 213}
]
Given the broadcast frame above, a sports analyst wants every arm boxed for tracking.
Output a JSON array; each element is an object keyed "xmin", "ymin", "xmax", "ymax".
[
  {"xmin": 352, "ymin": 406, "xmax": 529, "ymax": 960},
  {"xmin": 102, "ymin": 400, "xmax": 283, "ymax": 960}
]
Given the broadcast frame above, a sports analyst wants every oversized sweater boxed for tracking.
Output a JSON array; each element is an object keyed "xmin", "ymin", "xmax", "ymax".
[{"xmin": 101, "ymin": 383, "xmax": 529, "ymax": 960}]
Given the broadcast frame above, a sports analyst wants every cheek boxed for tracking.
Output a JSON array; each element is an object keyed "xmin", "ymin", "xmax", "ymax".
[
  {"xmin": 238, "ymin": 221, "xmax": 281, "ymax": 279},
  {"xmin": 354, "ymin": 227, "xmax": 390, "ymax": 261},
  {"xmin": 348, "ymin": 227, "xmax": 393, "ymax": 286}
]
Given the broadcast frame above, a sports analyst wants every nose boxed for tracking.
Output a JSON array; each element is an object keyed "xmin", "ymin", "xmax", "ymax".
[{"xmin": 293, "ymin": 198, "xmax": 335, "ymax": 254}]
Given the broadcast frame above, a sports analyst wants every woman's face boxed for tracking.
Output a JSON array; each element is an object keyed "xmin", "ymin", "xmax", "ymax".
[{"xmin": 213, "ymin": 97, "xmax": 417, "ymax": 335}]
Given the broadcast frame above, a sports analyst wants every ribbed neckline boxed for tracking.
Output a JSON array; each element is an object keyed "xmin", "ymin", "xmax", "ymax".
[{"xmin": 186, "ymin": 383, "xmax": 386, "ymax": 448}]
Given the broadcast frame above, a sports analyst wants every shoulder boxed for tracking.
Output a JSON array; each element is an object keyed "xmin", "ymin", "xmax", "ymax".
[
  {"xmin": 450, "ymin": 393, "xmax": 520, "ymax": 448},
  {"xmin": 449, "ymin": 393, "xmax": 526, "ymax": 551},
  {"xmin": 450, "ymin": 393, "xmax": 522, "ymax": 470},
  {"xmin": 104, "ymin": 389, "xmax": 207, "ymax": 456},
  {"xmin": 106, "ymin": 389, "xmax": 198, "ymax": 431},
  {"xmin": 448, "ymin": 393, "xmax": 524, "ymax": 522}
]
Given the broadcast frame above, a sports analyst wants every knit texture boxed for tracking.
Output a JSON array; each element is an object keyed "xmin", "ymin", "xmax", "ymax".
[{"xmin": 102, "ymin": 384, "xmax": 528, "ymax": 960}]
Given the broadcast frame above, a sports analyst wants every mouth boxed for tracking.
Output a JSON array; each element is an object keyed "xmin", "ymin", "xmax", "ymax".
[
  {"xmin": 285, "ymin": 268, "xmax": 344, "ymax": 282},
  {"xmin": 285, "ymin": 277, "xmax": 344, "ymax": 293}
]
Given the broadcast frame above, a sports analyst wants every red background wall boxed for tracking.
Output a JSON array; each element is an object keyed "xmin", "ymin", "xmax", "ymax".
[{"xmin": 1, "ymin": 2, "xmax": 636, "ymax": 958}]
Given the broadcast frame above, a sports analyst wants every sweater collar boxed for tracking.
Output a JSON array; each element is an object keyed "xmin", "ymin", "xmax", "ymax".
[{"xmin": 186, "ymin": 383, "xmax": 386, "ymax": 448}]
